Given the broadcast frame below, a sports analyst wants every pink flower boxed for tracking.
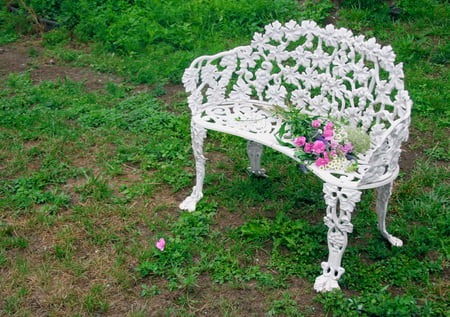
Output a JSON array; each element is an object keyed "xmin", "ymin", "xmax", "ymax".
[
  {"xmin": 344, "ymin": 142, "xmax": 354, "ymax": 153},
  {"xmin": 312, "ymin": 140, "xmax": 326, "ymax": 154},
  {"xmin": 304, "ymin": 142, "xmax": 313, "ymax": 153},
  {"xmin": 294, "ymin": 136, "xmax": 306, "ymax": 147},
  {"xmin": 323, "ymin": 129, "xmax": 333, "ymax": 141},
  {"xmin": 311, "ymin": 120, "xmax": 321, "ymax": 128},
  {"xmin": 330, "ymin": 150, "xmax": 338, "ymax": 157},
  {"xmin": 156, "ymin": 238, "xmax": 166, "ymax": 251},
  {"xmin": 330, "ymin": 140, "xmax": 339, "ymax": 149},
  {"xmin": 315, "ymin": 152, "xmax": 329, "ymax": 167},
  {"xmin": 325, "ymin": 122, "xmax": 334, "ymax": 131}
]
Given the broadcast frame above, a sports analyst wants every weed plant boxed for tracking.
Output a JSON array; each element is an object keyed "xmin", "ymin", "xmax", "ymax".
[{"xmin": 0, "ymin": 0, "xmax": 448, "ymax": 315}]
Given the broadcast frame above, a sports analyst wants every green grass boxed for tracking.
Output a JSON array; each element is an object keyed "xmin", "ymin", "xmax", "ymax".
[{"xmin": 0, "ymin": 0, "xmax": 449, "ymax": 315}]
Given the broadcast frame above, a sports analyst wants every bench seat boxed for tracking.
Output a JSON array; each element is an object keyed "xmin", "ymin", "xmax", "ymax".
[{"xmin": 193, "ymin": 101, "xmax": 398, "ymax": 190}]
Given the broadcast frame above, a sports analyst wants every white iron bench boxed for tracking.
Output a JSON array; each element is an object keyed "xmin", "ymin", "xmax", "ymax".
[{"xmin": 179, "ymin": 20, "xmax": 412, "ymax": 292}]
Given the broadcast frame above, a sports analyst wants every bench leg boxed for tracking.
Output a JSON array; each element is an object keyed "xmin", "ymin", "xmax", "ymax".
[
  {"xmin": 314, "ymin": 183, "xmax": 361, "ymax": 292},
  {"xmin": 247, "ymin": 141, "xmax": 267, "ymax": 177},
  {"xmin": 376, "ymin": 182, "xmax": 403, "ymax": 247},
  {"xmin": 179, "ymin": 122, "xmax": 207, "ymax": 212}
]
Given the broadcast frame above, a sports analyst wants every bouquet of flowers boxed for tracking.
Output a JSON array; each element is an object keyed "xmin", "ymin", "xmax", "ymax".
[{"xmin": 272, "ymin": 105, "xmax": 371, "ymax": 173}]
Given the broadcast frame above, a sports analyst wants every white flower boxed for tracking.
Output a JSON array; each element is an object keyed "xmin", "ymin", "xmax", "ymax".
[
  {"xmin": 351, "ymin": 60, "xmax": 371, "ymax": 84},
  {"xmin": 237, "ymin": 47, "xmax": 258, "ymax": 69},
  {"xmin": 333, "ymin": 127, "xmax": 348, "ymax": 142},
  {"xmin": 374, "ymin": 80, "xmax": 393, "ymax": 105},
  {"xmin": 310, "ymin": 47, "xmax": 332, "ymax": 69},
  {"xmin": 389, "ymin": 63, "xmax": 405, "ymax": 90},
  {"xmin": 265, "ymin": 20, "xmax": 284, "ymax": 41},
  {"xmin": 282, "ymin": 20, "xmax": 302, "ymax": 42},
  {"xmin": 266, "ymin": 84, "xmax": 287, "ymax": 105},
  {"xmin": 332, "ymin": 52, "xmax": 350, "ymax": 77},
  {"xmin": 282, "ymin": 65, "xmax": 302, "ymax": 84},
  {"xmin": 251, "ymin": 32, "xmax": 268, "ymax": 49},
  {"xmin": 294, "ymin": 46, "xmax": 312, "ymax": 67},
  {"xmin": 182, "ymin": 67, "xmax": 199, "ymax": 91},
  {"xmin": 378, "ymin": 45, "xmax": 396, "ymax": 69},
  {"xmin": 229, "ymin": 77, "xmax": 251, "ymax": 100},
  {"xmin": 267, "ymin": 44, "xmax": 290, "ymax": 62},
  {"xmin": 290, "ymin": 89, "xmax": 311, "ymax": 110},
  {"xmin": 201, "ymin": 64, "xmax": 220, "ymax": 86},
  {"xmin": 299, "ymin": 68, "xmax": 320, "ymax": 90}
]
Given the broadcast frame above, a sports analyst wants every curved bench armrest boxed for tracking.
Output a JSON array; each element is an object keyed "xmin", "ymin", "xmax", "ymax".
[{"xmin": 359, "ymin": 115, "xmax": 411, "ymax": 185}]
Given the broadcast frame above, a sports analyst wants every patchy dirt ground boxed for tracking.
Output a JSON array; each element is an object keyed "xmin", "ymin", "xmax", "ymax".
[
  {"xmin": 0, "ymin": 38, "xmax": 436, "ymax": 316},
  {"xmin": 1, "ymin": 39, "xmax": 326, "ymax": 316},
  {"xmin": 1, "ymin": 41, "xmax": 123, "ymax": 90}
]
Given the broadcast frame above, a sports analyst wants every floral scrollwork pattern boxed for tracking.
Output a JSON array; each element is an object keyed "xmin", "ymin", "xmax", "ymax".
[{"xmin": 314, "ymin": 183, "xmax": 362, "ymax": 292}]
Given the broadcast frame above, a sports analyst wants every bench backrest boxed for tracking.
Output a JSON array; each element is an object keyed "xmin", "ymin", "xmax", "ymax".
[{"xmin": 183, "ymin": 20, "xmax": 412, "ymax": 184}]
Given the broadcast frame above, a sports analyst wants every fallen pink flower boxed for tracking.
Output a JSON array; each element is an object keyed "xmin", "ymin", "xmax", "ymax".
[{"xmin": 156, "ymin": 238, "xmax": 166, "ymax": 251}]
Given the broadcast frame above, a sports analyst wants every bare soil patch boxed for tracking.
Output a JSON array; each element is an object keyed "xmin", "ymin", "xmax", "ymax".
[{"xmin": 1, "ymin": 41, "xmax": 122, "ymax": 92}]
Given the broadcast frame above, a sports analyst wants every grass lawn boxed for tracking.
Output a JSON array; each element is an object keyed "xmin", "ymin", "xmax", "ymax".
[{"xmin": 0, "ymin": 0, "xmax": 448, "ymax": 316}]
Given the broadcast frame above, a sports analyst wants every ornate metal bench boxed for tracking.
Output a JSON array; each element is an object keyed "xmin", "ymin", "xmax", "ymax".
[{"xmin": 179, "ymin": 20, "xmax": 412, "ymax": 292}]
